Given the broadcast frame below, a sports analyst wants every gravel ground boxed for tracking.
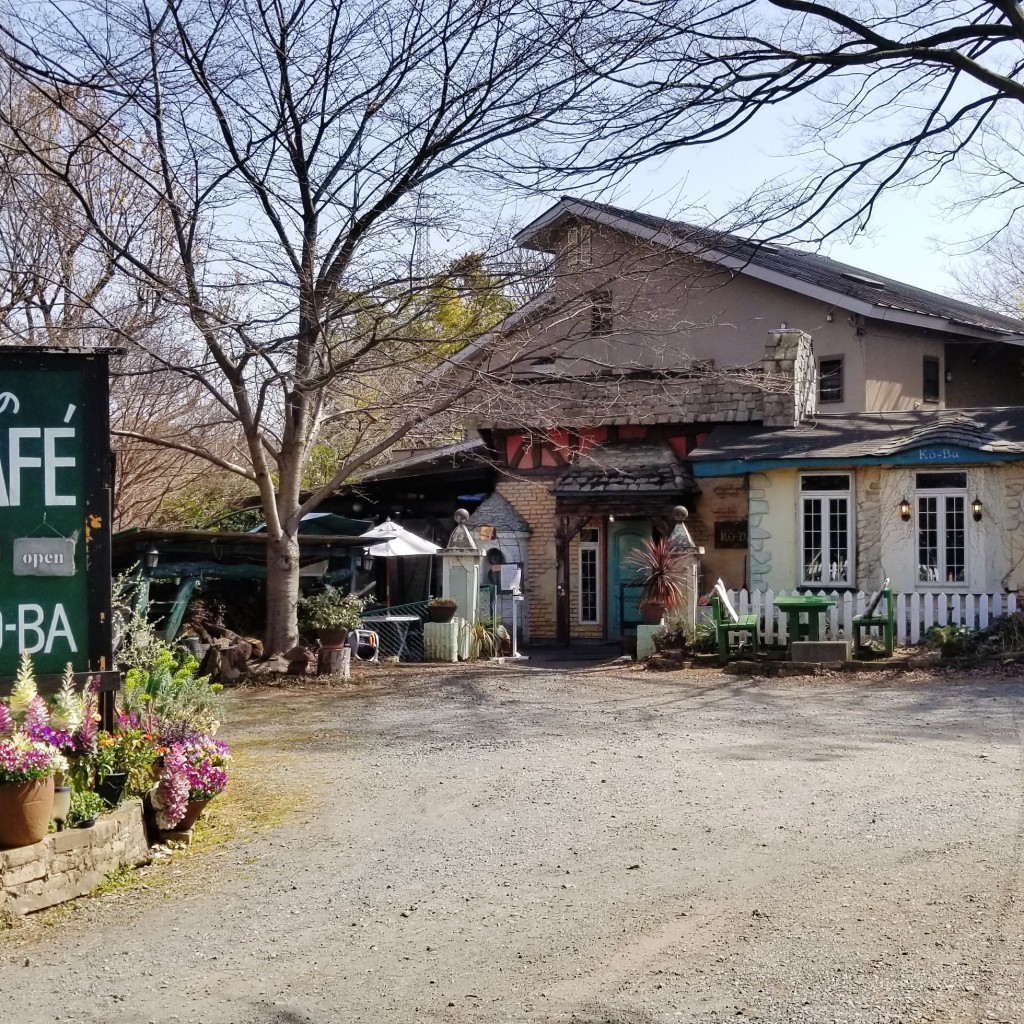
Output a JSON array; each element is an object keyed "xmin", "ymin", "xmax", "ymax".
[{"xmin": 2, "ymin": 665, "xmax": 1023, "ymax": 1024}]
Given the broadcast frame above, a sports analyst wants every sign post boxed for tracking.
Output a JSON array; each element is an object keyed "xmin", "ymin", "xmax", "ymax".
[{"xmin": 0, "ymin": 348, "xmax": 115, "ymax": 700}]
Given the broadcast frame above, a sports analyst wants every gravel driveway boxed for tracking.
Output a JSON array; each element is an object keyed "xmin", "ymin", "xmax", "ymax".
[{"xmin": 2, "ymin": 666, "xmax": 1023, "ymax": 1024}]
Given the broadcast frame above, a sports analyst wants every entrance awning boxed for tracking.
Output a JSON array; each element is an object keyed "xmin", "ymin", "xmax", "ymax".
[{"xmin": 553, "ymin": 442, "xmax": 697, "ymax": 516}]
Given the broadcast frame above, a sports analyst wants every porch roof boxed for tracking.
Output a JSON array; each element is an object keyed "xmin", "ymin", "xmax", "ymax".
[
  {"xmin": 689, "ymin": 407, "xmax": 1024, "ymax": 476},
  {"xmin": 554, "ymin": 441, "xmax": 697, "ymax": 496}
]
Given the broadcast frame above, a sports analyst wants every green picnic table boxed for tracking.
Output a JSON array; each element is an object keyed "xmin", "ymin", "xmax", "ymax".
[{"xmin": 773, "ymin": 594, "xmax": 836, "ymax": 650}]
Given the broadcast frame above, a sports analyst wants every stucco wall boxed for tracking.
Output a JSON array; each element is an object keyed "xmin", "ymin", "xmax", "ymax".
[
  {"xmin": 742, "ymin": 462, "xmax": 1024, "ymax": 595},
  {"xmin": 863, "ymin": 326, "xmax": 946, "ymax": 411},
  {"xmin": 505, "ymin": 223, "xmax": 966, "ymax": 414},
  {"xmin": 945, "ymin": 342, "xmax": 1024, "ymax": 409}
]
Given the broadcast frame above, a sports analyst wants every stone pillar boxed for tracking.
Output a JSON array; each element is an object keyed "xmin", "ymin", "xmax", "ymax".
[
  {"xmin": 668, "ymin": 505, "xmax": 702, "ymax": 632},
  {"xmin": 440, "ymin": 509, "xmax": 486, "ymax": 660}
]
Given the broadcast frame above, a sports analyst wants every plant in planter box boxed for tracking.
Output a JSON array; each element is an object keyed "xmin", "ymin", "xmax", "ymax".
[
  {"xmin": 298, "ymin": 587, "xmax": 365, "ymax": 644},
  {"xmin": 651, "ymin": 620, "xmax": 691, "ymax": 653},
  {"xmin": 68, "ymin": 787, "xmax": 107, "ymax": 828},
  {"xmin": 626, "ymin": 538, "xmax": 690, "ymax": 624},
  {"xmin": 426, "ymin": 597, "xmax": 459, "ymax": 623}
]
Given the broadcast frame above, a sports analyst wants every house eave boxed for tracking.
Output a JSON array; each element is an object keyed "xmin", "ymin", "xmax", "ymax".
[{"xmin": 517, "ymin": 199, "xmax": 1024, "ymax": 345}]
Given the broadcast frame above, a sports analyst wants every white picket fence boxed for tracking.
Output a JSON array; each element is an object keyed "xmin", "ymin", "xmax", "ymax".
[{"xmin": 719, "ymin": 588, "xmax": 1019, "ymax": 647}]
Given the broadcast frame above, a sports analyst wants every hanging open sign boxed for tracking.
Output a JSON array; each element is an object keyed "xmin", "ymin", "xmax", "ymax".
[{"xmin": 13, "ymin": 537, "xmax": 77, "ymax": 576}]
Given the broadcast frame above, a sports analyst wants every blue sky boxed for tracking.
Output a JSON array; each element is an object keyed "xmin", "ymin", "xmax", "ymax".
[{"xmin": 528, "ymin": 96, "xmax": 1010, "ymax": 303}]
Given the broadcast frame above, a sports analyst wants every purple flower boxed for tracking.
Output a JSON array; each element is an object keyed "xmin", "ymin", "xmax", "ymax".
[
  {"xmin": 23, "ymin": 696, "xmax": 50, "ymax": 732},
  {"xmin": 0, "ymin": 703, "xmax": 13, "ymax": 738},
  {"xmin": 153, "ymin": 744, "xmax": 191, "ymax": 829}
]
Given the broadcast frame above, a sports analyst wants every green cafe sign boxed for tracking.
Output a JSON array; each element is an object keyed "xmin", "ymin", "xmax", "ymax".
[{"xmin": 0, "ymin": 349, "xmax": 113, "ymax": 676}]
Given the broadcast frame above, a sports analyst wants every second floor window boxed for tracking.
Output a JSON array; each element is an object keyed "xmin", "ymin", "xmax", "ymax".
[
  {"xmin": 923, "ymin": 356, "xmax": 940, "ymax": 403},
  {"xmin": 590, "ymin": 290, "xmax": 613, "ymax": 336},
  {"xmin": 567, "ymin": 223, "xmax": 592, "ymax": 267},
  {"xmin": 819, "ymin": 357, "xmax": 844, "ymax": 403}
]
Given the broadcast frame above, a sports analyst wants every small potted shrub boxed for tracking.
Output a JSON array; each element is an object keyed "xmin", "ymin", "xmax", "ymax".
[
  {"xmin": 426, "ymin": 597, "xmax": 459, "ymax": 623},
  {"xmin": 627, "ymin": 537, "xmax": 690, "ymax": 625},
  {"xmin": 652, "ymin": 620, "xmax": 690, "ymax": 654},
  {"xmin": 298, "ymin": 587, "xmax": 365, "ymax": 646}
]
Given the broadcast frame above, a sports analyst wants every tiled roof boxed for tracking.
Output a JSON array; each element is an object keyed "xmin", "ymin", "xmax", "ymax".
[
  {"xmin": 689, "ymin": 408, "xmax": 1024, "ymax": 465},
  {"xmin": 518, "ymin": 198, "xmax": 1024, "ymax": 339},
  {"xmin": 554, "ymin": 442, "xmax": 696, "ymax": 495},
  {"xmin": 466, "ymin": 492, "xmax": 532, "ymax": 534},
  {"xmin": 468, "ymin": 372, "xmax": 763, "ymax": 429}
]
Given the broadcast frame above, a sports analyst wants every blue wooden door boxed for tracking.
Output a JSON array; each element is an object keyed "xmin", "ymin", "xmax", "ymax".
[{"xmin": 607, "ymin": 522, "xmax": 651, "ymax": 640}]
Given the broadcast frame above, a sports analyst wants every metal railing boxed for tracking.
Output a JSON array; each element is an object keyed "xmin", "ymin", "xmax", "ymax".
[{"xmin": 360, "ymin": 600, "xmax": 430, "ymax": 661}]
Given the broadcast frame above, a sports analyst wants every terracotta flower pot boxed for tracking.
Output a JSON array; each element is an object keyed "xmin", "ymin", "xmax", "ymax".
[
  {"xmin": 639, "ymin": 600, "xmax": 666, "ymax": 625},
  {"xmin": 175, "ymin": 798, "xmax": 211, "ymax": 832},
  {"xmin": 0, "ymin": 777, "xmax": 55, "ymax": 849},
  {"xmin": 315, "ymin": 628, "xmax": 349, "ymax": 648}
]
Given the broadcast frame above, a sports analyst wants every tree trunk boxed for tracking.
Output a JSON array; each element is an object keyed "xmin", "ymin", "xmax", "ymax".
[{"xmin": 265, "ymin": 530, "xmax": 301, "ymax": 655}]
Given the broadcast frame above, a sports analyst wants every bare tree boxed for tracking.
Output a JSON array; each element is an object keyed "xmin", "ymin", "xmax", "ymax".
[
  {"xmin": 0, "ymin": 0, "xmax": 690, "ymax": 653},
  {"xmin": 595, "ymin": 0, "xmax": 1024, "ymax": 244}
]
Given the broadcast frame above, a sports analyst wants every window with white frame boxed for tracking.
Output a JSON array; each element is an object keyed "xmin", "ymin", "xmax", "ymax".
[
  {"xmin": 566, "ymin": 223, "xmax": 592, "ymax": 267},
  {"xmin": 578, "ymin": 527, "xmax": 600, "ymax": 624},
  {"xmin": 800, "ymin": 474, "xmax": 854, "ymax": 586},
  {"xmin": 916, "ymin": 471, "xmax": 967, "ymax": 585}
]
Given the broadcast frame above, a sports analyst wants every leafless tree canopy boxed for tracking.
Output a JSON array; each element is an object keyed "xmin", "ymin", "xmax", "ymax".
[
  {"xmin": 594, "ymin": 0, "xmax": 1024, "ymax": 243},
  {"xmin": 0, "ymin": 0, "xmax": 694, "ymax": 651}
]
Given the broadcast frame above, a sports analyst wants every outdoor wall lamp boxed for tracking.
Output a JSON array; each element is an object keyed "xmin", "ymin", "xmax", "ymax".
[
  {"xmin": 898, "ymin": 497, "xmax": 912, "ymax": 522},
  {"xmin": 972, "ymin": 496, "xmax": 984, "ymax": 522},
  {"xmin": 144, "ymin": 545, "xmax": 160, "ymax": 570}
]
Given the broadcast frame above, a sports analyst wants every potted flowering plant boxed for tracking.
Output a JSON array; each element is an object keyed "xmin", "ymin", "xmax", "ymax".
[
  {"xmin": 152, "ymin": 733, "xmax": 230, "ymax": 832},
  {"xmin": 93, "ymin": 726, "xmax": 163, "ymax": 806},
  {"xmin": 0, "ymin": 710, "xmax": 69, "ymax": 848},
  {"xmin": 298, "ymin": 587, "xmax": 365, "ymax": 646}
]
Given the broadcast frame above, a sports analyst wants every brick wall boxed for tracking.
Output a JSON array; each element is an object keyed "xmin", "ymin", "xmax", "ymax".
[{"xmin": 496, "ymin": 478, "xmax": 559, "ymax": 640}]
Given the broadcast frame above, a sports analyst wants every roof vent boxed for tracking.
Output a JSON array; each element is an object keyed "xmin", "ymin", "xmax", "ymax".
[{"xmin": 841, "ymin": 271, "xmax": 885, "ymax": 289}]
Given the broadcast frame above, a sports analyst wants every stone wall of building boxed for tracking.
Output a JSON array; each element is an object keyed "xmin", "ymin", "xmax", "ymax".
[{"xmin": 0, "ymin": 799, "xmax": 150, "ymax": 916}]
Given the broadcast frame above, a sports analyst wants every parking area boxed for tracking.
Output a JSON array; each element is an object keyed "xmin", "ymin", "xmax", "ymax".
[{"xmin": 2, "ymin": 666, "xmax": 1023, "ymax": 1024}]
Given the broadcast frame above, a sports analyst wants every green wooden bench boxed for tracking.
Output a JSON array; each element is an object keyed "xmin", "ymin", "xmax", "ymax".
[
  {"xmin": 711, "ymin": 580, "xmax": 760, "ymax": 665},
  {"xmin": 852, "ymin": 581, "xmax": 894, "ymax": 658}
]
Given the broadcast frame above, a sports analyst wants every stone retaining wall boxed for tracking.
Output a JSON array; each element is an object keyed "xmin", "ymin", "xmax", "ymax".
[{"xmin": 0, "ymin": 799, "xmax": 150, "ymax": 915}]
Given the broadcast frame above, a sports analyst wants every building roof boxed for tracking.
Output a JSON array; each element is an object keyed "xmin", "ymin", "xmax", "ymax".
[
  {"xmin": 554, "ymin": 442, "xmax": 696, "ymax": 496},
  {"xmin": 357, "ymin": 438, "xmax": 487, "ymax": 482},
  {"xmin": 465, "ymin": 492, "xmax": 532, "ymax": 534},
  {"xmin": 516, "ymin": 197, "xmax": 1024, "ymax": 343},
  {"xmin": 468, "ymin": 371, "xmax": 763, "ymax": 429},
  {"xmin": 689, "ymin": 407, "xmax": 1024, "ymax": 471}
]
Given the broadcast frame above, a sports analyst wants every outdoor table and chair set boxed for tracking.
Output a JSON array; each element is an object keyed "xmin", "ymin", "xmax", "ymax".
[{"xmin": 709, "ymin": 578, "xmax": 894, "ymax": 666}]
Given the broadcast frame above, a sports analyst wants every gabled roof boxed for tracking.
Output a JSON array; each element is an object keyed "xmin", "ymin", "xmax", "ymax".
[
  {"xmin": 554, "ymin": 442, "xmax": 696, "ymax": 496},
  {"xmin": 689, "ymin": 408, "xmax": 1024, "ymax": 471},
  {"xmin": 516, "ymin": 197, "xmax": 1024, "ymax": 343},
  {"xmin": 466, "ymin": 492, "xmax": 532, "ymax": 534}
]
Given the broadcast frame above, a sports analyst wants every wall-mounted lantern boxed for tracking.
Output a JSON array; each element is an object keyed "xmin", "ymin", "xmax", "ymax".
[
  {"xmin": 971, "ymin": 496, "xmax": 984, "ymax": 522},
  {"xmin": 145, "ymin": 545, "xmax": 160, "ymax": 570},
  {"xmin": 898, "ymin": 497, "xmax": 912, "ymax": 522}
]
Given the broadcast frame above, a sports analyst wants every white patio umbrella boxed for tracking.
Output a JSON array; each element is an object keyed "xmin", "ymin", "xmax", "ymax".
[{"xmin": 359, "ymin": 519, "xmax": 440, "ymax": 604}]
